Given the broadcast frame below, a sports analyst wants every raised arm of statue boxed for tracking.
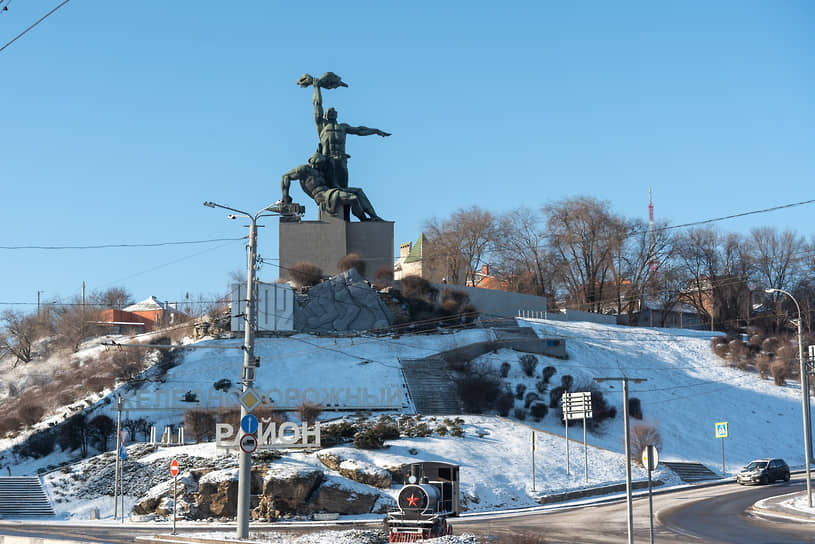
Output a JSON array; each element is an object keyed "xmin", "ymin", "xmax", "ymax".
[
  {"xmin": 345, "ymin": 124, "xmax": 391, "ymax": 138},
  {"xmin": 313, "ymin": 84, "xmax": 324, "ymax": 135}
]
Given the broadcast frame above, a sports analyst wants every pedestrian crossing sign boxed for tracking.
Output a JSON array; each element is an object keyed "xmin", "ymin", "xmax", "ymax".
[{"xmin": 715, "ymin": 422, "xmax": 728, "ymax": 438}]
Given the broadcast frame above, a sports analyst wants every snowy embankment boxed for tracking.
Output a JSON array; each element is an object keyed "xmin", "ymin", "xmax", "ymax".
[{"xmin": 2, "ymin": 318, "xmax": 812, "ymax": 531}]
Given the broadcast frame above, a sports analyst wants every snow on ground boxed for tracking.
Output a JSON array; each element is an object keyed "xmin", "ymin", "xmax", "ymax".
[{"xmin": 2, "ymin": 318, "xmax": 813, "ymax": 539}]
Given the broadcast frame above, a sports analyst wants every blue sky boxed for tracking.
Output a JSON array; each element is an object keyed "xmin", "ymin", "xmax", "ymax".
[{"xmin": 1, "ymin": 1, "xmax": 813, "ymax": 311}]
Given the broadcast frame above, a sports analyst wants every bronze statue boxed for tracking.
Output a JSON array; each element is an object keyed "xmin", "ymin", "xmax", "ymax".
[
  {"xmin": 281, "ymin": 153, "xmax": 383, "ymax": 222},
  {"xmin": 297, "ymin": 72, "xmax": 390, "ymax": 190}
]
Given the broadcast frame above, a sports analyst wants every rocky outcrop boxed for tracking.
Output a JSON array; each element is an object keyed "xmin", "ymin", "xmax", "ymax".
[
  {"xmin": 194, "ymin": 468, "xmax": 240, "ymax": 518},
  {"xmin": 259, "ymin": 463, "xmax": 324, "ymax": 514},
  {"xmin": 308, "ymin": 475, "xmax": 380, "ymax": 515},
  {"xmin": 317, "ymin": 451, "xmax": 391, "ymax": 488},
  {"xmin": 134, "ymin": 458, "xmax": 390, "ymax": 519},
  {"xmin": 294, "ymin": 269, "xmax": 393, "ymax": 332}
]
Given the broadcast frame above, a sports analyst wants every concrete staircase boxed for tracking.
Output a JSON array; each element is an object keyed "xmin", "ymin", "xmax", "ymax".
[
  {"xmin": 400, "ymin": 357, "xmax": 463, "ymax": 415},
  {"xmin": 661, "ymin": 461, "xmax": 722, "ymax": 483},
  {"xmin": 0, "ymin": 476, "xmax": 55, "ymax": 518}
]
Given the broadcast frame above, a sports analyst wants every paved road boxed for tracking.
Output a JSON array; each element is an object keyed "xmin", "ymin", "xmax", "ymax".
[
  {"xmin": 452, "ymin": 478, "xmax": 813, "ymax": 543},
  {"xmin": 1, "ymin": 480, "xmax": 811, "ymax": 543}
]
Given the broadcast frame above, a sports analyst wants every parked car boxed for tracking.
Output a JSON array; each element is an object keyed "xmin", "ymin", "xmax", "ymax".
[{"xmin": 736, "ymin": 458, "xmax": 790, "ymax": 485}]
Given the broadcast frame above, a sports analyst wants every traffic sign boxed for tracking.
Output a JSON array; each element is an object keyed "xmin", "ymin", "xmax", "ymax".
[
  {"xmin": 715, "ymin": 421, "xmax": 728, "ymax": 438},
  {"xmin": 240, "ymin": 433, "xmax": 258, "ymax": 454},
  {"xmin": 170, "ymin": 458, "xmax": 179, "ymax": 477},
  {"xmin": 241, "ymin": 414, "xmax": 259, "ymax": 434},
  {"xmin": 641, "ymin": 445, "xmax": 659, "ymax": 471},
  {"xmin": 119, "ymin": 445, "xmax": 127, "ymax": 460},
  {"xmin": 239, "ymin": 388, "xmax": 262, "ymax": 412}
]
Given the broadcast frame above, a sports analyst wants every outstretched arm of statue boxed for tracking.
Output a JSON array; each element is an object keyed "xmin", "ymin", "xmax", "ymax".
[
  {"xmin": 345, "ymin": 124, "xmax": 391, "ymax": 137},
  {"xmin": 280, "ymin": 172, "xmax": 297, "ymax": 204}
]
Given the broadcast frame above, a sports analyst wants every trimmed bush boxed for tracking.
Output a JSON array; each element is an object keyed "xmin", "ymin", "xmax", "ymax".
[
  {"xmin": 338, "ymin": 253, "xmax": 366, "ymax": 276},
  {"xmin": 374, "ymin": 266, "xmax": 394, "ymax": 289},
  {"xmin": 542, "ymin": 366, "xmax": 557, "ymax": 383},
  {"xmin": 530, "ymin": 402, "xmax": 548, "ymax": 421},
  {"xmin": 629, "ymin": 398, "xmax": 643, "ymax": 420},
  {"xmin": 495, "ymin": 391, "xmax": 515, "ymax": 417},
  {"xmin": 524, "ymin": 392, "xmax": 540, "ymax": 408},
  {"xmin": 519, "ymin": 354, "xmax": 538, "ymax": 377},
  {"xmin": 500, "ymin": 362, "xmax": 511, "ymax": 378},
  {"xmin": 535, "ymin": 379, "xmax": 547, "ymax": 395},
  {"xmin": 513, "ymin": 407, "xmax": 527, "ymax": 420},
  {"xmin": 297, "ymin": 402, "xmax": 322, "ymax": 425},
  {"xmin": 549, "ymin": 386, "xmax": 565, "ymax": 409},
  {"xmin": 761, "ymin": 337, "xmax": 779, "ymax": 355},
  {"xmin": 771, "ymin": 359, "xmax": 788, "ymax": 386},
  {"xmin": 353, "ymin": 429, "xmax": 384, "ymax": 449},
  {"xmin": 320, "ymin": 421, "xmax": 357, "ymax": 447},
  {"xmin": 560, "ymin": 375, "xmax": 574, "ymax": 390},
  {"xmin": 515, "ymin": 383, "xmax": 527, "ymax": 400},
  {"xmin": 458, "ymin": 367, "xmax": 503, "ymax": 413},
  {"xmin": 213, "ymin": 378, "xmax": 232, "ymax": 392},
  {"xmin": 756, "ymin": 353, "xmax": 772, "ymax": 379},
  {"xmin": 289, "ymin": 262, "xmax": 323, "ymax": 288},
  {"xmin": 184, "ymin": 409, "xmax": 217, "ymax": 442}
]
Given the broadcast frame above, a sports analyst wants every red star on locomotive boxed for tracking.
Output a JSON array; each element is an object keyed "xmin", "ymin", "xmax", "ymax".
[{"xmin": 406, "ymin": 493, "xmax": 419, "ymax": 507}]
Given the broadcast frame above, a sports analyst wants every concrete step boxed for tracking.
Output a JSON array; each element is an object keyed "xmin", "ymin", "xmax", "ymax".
[
  {"xmin": 400, "ymin": 357, "xmax": 462, "ymax": 415},
  {"xmin": 0, "ymin": 476, "xmax": 55, "ymax": 518},
  {"xmin": 661, "ymin": 461, "xmax": 722, "ymax": 483}
]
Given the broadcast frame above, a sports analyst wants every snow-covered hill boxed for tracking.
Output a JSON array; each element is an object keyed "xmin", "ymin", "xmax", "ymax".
[{"xmin": 0, "ymin": 318, "xmax": 811, "ymax": 524}]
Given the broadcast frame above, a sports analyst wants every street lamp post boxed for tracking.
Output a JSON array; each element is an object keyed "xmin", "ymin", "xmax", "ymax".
[
  {"xmin": 203, "ymin": 200, "xmax": 302, "ymax": 539},
  {"xmin": 766, "ymin": 288, "xmax": 812, "ymax": 508},
  {"xmin": 594, "ymin": 376, "xmax": 647, "ymax": 544}
]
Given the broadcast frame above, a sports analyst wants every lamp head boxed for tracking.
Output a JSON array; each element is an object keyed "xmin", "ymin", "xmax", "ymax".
[
  {"xmin": 203, "ymin": 201, "xmax": 216, "ymax": 208},
  {"xmin": 765, "ymin": 288, "xmax": 776, "ymax": 294},
  {"xmin": 227, "ymin": 214, "xmax": 237, "ymax": 220}
]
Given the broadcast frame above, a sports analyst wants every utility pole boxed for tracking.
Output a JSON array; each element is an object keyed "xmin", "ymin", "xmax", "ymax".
[
  {"xmin": 113, "ymin": 395, "xmax": 123, "ymax": 519},
  {"xmin": 595, "ymin": 376, "xmax": 647, "ymax": 544},
  {"xmin": 203, "ymin": 200, "xmax": 301, "ymax": 539}
]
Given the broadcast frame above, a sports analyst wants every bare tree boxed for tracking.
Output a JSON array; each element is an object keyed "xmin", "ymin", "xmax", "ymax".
[
  {"xmin": 674, "ymin": 228, "xmax": 721, "ymax": 328},
  {"xmin": 609, "ymin": 218, "xmax": 674, "ymax": 322},
  {"xmin": 750, "ymin": 227, "xmax": 805, "ymax": 293},
  {"xmin": 543, "ymin": 196, "xmax": 628, "ymax": 313},
  {"xmin": 0, "ymin": 310, "xmax": 51, "ymax": 366},
  {"xmin": 92, "ymin": 287, "xmax": 133, "ymax": 309},
  {"xmin": 423, "ymin": 206, "xmax": 497, "ymax": 286},
  {"xmin": 53, "ymin": 297, "xmax": 105, "ymax": 352},
  {"xmin": 492, "ymin": 208, "xmax": 556, "ymax": 297},
  {"xmin": 750, "ymin": 227, "xmax": 807, "ymax": 331}
]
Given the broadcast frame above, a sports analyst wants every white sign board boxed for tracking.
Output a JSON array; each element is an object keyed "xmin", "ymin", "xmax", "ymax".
[{"xmin": 231, "ymin": 281, "xmax": 294, "ymax": 332}]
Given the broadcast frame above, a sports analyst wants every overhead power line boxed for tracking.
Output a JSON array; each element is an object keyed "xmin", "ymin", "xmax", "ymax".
[
  {"xmin": 0, "ymin": 0, "xmax": 71, "ymax": 54},
  {"xmin": 0, "ymin": 236, "xmax": 246, "ymax": 250}
]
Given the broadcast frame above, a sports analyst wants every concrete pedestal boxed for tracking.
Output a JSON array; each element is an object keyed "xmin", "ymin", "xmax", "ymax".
[{"xmin": 279, "ymin": 215, "xmax": 393, "ymax": 283}]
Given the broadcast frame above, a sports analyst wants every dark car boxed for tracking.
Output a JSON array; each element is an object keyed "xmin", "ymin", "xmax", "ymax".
[{"xmin": 736, "ymin": 458, "xmax": 790, "ymax": 485}]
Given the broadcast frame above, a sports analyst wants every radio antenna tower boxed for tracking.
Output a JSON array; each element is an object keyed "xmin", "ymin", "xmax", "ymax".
[
  {"xmin": 648, "ymin": 187, "xmax": 658, "ymax": 296},
  {"xmin": 648, "ymin": 187, "xmax": 656, "ymax": 271}
]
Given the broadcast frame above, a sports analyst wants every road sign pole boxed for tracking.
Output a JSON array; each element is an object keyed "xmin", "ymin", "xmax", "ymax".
[
  {"xmin": 170, "ymin": 458, "xmax": 179, "ymax": 535},
  {"xmin": 648, "ymin": 463, "xmax": 654, "ymax": 544},
  {"xmin": 531, "ymin": 431, "xmax": 536, "ymax": 493},
  {"xmin": 565, "ymin": 414, "xmax": 570, "ymax": 476},
  {"xmin": 172, "ymin": 473, "xmax": 177, "ymax": 535},
  {"xmin": 583, "ymin": 414, "xmax": 588, "ymax": 483},
  {"xmin": 721, "ymin": 437, "xmax": 725, "ymax": 474}
]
